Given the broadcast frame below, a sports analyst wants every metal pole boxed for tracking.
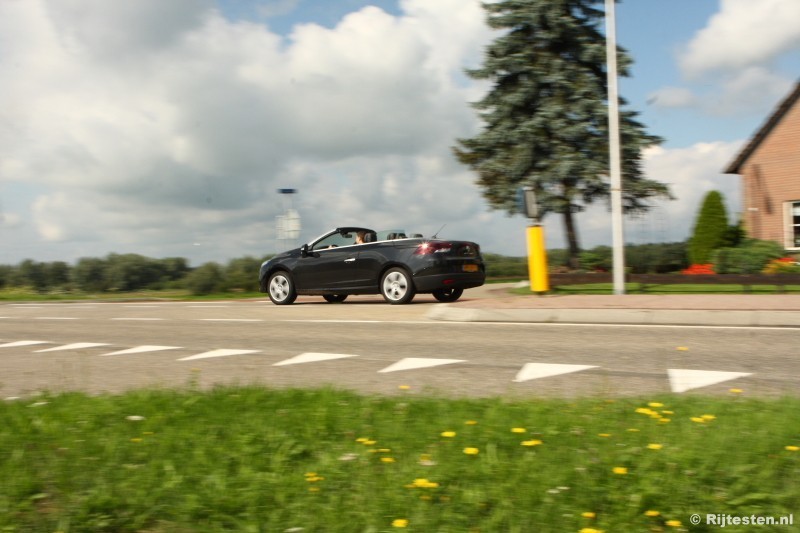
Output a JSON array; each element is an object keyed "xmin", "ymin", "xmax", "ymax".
[{"xmin": 605, "ymin": 0, "xmax": 625, "ymax": 295}]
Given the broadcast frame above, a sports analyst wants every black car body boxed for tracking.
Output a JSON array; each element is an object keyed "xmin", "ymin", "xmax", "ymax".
[{"xmin": 259, "ymin": 227, "xmax": 485, "ymax": 304}]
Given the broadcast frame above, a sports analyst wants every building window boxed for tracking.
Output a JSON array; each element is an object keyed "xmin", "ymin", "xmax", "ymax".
[{"xmin": 793, "ymin": 201, "xmax": 800, "ymax": 248}]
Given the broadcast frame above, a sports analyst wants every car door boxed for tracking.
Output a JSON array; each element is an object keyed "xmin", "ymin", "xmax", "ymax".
[
  {"xmin": 292, "ymin": 246, "xmax": 359, "ymax": 290},
  {"xmin": 351, "ymin": 242, "xmax": 387, "ymax": 288}
]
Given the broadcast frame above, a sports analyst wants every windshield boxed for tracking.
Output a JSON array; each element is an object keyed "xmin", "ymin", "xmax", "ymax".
[{"xmin": 311, "ymin": 228, "xmax": 375, "ymax": 250}]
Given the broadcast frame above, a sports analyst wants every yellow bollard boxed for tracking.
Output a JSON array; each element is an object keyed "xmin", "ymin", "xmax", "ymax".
[{"xmin": 526, "ymin": 225, "xmax": 549, "ymax": 293}]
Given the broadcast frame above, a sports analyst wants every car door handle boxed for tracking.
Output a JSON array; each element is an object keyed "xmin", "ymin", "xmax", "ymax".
[{"xmin": 344, "ymin": 258, "xmax": 356, "ymax": 263}]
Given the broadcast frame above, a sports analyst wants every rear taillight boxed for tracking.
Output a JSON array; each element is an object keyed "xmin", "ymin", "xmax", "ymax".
[{"xmin": 414, "ymin": 241, "xmax": 452, "ymax": 255}]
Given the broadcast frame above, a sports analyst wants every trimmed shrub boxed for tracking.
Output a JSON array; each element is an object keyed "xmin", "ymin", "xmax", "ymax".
[
  {"xmin": 712, "ymin": 239, "xmax": 784, "ymax": 274},
  {"xmin": 688, "ymin": 191, "xmax": 729, "ymax": 264}
]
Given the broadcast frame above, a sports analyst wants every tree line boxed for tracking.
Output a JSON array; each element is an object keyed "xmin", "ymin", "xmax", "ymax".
[{"xmin": 0, "ymin": 254, "xmax": 270, "ymax": 295}]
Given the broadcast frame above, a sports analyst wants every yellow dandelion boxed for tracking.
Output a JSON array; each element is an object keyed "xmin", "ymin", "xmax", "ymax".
[
  {"xmin": 691, "ymin": 417, "xmax": 706, "ymax": 423},
  {"xmin": 598, "ymin": 433, "xmax": 611, "ymax": 438},
  {"xmin": 579, "ymin": 528, "xmax": 604, "ymax": 533},
  {"xmin": 612, "ymin": 466, "xmax": 628, "ymax": 475},
  {"xmin": 626, "ymin": 428, "xmax": 640, "ymax": 432},
  {"xmin": 398, "ymin": 384, "xmax": 410, "ymax": 390},
  {"xmin": 666, "ymin": 519, "xmax": 682, "ymax": 527},
  {"xmin": 463, "ymin": 447, "xmax": 479, "ymax": 455},
  {"xmin": 581, "ymin": 511, "xmax": 596, "ymax": 518},
  {"xmin": 465, "ymin": 420, "xmax": 478, "ymax": 425},
  {"xmin": 785, "ymin": 445, "xmax": 799, "ymax": 452},
  {"xmin": 130, "ymin": 438, "xmax": 142, "ymax": 443},
  {"xmin": 648, "ymin": 402, "xmax": 664, "ymax": 408},
  {"xmin": 701, "ymin": 414, "xmax": 716, "ymax": 421},
  {"xmin": 355, "ymin": 437, "xmax": 368, "ymax": 443},
  {"xmin": 308, "ymin": 486, "xmax": 320, "ymax": 492},
  {"xmin": 521, "ymin": 439, "xmax": 543, "ymax": 446},
  {"xmin": 441, "ymin": 431, "xmax": 456, "ymax": 438},
  {"xmin": 729, "ymin": 388, "xmax": 743, "ymax": 394},
  {"xmin": 511, "ymin": 427, "xmax": 526, "ymax": 433},
  {"xmin": 377, "ymin": 448, "xmax": 392, "ymax": 453},
  {"xmin": 661, "ymin": 410, "xmax": 674, "ymax": 415},
  {"xmin": 392, "ymin": 519, "xmax": 409, "ymax": 528},
  {"xmin": 644, "ymin": 510, "xmax": 660, "ymax": 517},
  {"xmin": 676, "ymin": 346, "xmax": 689, "ymax": 351},
  {"xmin": 362, "ymin": 440, "xmax": 377, "ymax": 445},
  {"xmin": 381, "ymin": 457, "xmax": 396, "ymax": 463},
  {"xmin": 635, "ymin": 407, "xmax": 656, "ymax": 416},
  {"xmin": 304, "ymin": 472, "xmax": 317, "ymax": 477},
  {"xmin": 658, "ymin": 418, "xmax": 671, "ymax": 423},
  {"xmin": 407, "ymin": 478, "xmax": 439, "ymax": 488},
  {"xmin": 647, "ymin": 443, "xmax": 663, "ymax": 450}
]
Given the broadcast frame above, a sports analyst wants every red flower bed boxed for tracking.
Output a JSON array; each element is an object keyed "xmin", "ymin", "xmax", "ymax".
[{"xmin": 681, "ymin": 263, "xmax": 715, "ymax": 275}]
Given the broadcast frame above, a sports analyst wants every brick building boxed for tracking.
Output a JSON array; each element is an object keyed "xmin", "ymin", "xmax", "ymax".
[{"xmin": 725, "ymin": 81, "xmax": 800, "ymax": 250}]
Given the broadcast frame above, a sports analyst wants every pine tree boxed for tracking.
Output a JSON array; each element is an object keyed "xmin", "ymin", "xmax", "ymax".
[
  {"xmin": 688, "ymin": 190, "xmax": 729, "ymax": 264},
  {"xmin": 453, "ymin": 0, "xmax": 672, "ymax": 267}
]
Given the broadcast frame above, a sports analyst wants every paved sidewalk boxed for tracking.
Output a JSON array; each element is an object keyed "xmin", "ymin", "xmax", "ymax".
[{"xmin": 427, "ymin": 284, "xmax": 800, "ymax": 326}]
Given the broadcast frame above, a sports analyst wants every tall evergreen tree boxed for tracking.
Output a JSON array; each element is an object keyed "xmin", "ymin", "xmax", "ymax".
[
  {"xmin": 688, "ymin": 190, "xmax": 729, "ymax": 264},
  {"xmin": 453, "ymin": 0, "xmax": 671, "ymax": 267}
]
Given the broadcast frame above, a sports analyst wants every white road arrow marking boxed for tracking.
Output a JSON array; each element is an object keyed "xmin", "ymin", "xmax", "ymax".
[
  {"xmin": 0, "ymin": 340, "xmax": 50, "ymax": 348},
  {"xmin": 273, "ymin": 352, "xmax": 358, "ymax": 366},
  {"xmin": 101, "ymin": 345, "xmax": 182, "ymax": 356},
  {"xmin": 513, "ymin": 363, "xmax": 597, "ymax": 383},
  {"xmin": 178, "ymin": 349, "xmax": 260, "ymax": 361},
  {"xmin": 35, "ymin": 343, "xmax": 110, "ymax": 353},
  {"xmin": 667, "ymin": 369, "xmax": 752, "ymax": 393},
  {"xmin": 378, "ymin": 357, "xmax": 465, "ymax": 373}
]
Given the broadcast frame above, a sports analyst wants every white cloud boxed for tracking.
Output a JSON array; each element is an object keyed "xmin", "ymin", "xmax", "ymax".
[
  {"xmin": 679, "ymin": 0, "xmax": 800, "ymax": 78},
  {"xmin": 651, "ymin": 0, "xmax": 799, "ymax": 118},
  {"xmin": 647, "ymin": 86, "xmax": 697, "ymax": 109},
  {"xmin": 0, "ymin": 0, "xmax": 499, "ymax": 263},
  {"xmin": 640, "ymin": 141, "xmax": 743, "ymax": 235}
]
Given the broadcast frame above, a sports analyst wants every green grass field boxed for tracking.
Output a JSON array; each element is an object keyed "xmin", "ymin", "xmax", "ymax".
[{"xmin": 2, "ymin": 387, "xmax": 798, "ymax": 532}]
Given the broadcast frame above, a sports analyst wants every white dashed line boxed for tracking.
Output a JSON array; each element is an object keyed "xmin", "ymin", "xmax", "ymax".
[
  {"xmin": 274, "ymin": 353, "xmax": 359, "ymax": 366},
  {"xmin": 178, "ymin": 349, "xmax": 260, "ymax": 361},
  {"xmin": 667, "ymin": 369, "xmax": 752, "ymax": 393},
  {"xmin": 378, "ymin": 357, "xmax": 466, "ymax": 373},
  {"xmin": 0, "ymin": 340, "xmax": 50, "ymax": 348},
  {"xmin": 111, "ymin": 318, "xmax": 165, "ymax": 321},
  {"xmin": 35, "ymin": 343, "xmax": 110, "ymax": 353},
  {"xmin": 198, "ymin": 319, "xmax": 263, "ymax": 323},
  {"xmin": 514, "ymin": 363, "xmax": 597, "ymax": 383},
  {"xmin": 101, "ymin": 345, "xmax": 182, "ymax": 356}
]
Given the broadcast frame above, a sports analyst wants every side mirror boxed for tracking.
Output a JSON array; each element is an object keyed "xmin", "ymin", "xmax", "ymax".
[{"xmin": 300, "ymin": 244, "xmax": 309, "ymax": 257}]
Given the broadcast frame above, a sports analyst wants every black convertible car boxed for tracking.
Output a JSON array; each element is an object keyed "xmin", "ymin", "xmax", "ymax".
[{"xmin": 259, "ymin": 227, "xmax": 485, "ymax": 305}]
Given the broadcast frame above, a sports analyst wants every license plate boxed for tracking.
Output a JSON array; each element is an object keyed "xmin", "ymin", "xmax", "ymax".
[{"xmin": 462, "ymin": 264, "xmax": 478, "ymax": 272}]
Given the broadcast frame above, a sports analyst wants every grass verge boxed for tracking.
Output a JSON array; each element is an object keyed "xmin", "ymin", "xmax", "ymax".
[{"xmin": 2, "ymin": 387, "xmax": 798, "ymax": 532}]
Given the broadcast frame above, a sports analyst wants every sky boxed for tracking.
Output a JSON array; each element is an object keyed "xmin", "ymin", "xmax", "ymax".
[{"xmin": 1, "ymin": 0, "xmax": 799, "ymax": 265}]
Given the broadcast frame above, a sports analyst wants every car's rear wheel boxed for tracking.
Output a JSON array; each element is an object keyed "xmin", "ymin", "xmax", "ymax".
[
  {"xmin": 268, "ymin": 271, "xmax": 297, "ymax": 305},
  {"xmin": 323, "ymin": 294, "xmax": 348, "ymax": 303},
  {"xmin": 381, "ymin": 268, "xmax": 415, "ymax": 304},
  {"xmin": 432, "ymin": 287, "xmax": 463, "ymax": 303}
]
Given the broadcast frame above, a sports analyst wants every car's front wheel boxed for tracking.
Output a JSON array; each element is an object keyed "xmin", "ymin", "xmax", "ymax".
[
  {"xmin": 432, "ymin": 287, "xmax": 463, "ymax": 303},
  {"xmin": 323, "ymin": 294, "xmax": 348, "ymax": 303},
  {"xmin": 381, "ymin": 268, "xmax": 416, "ymax": 304},
  {"xmin": 268, "ymin": 271, "xmax": 297, "ymax": 305}
]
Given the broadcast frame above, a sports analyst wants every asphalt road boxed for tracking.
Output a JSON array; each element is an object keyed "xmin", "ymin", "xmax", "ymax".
[{"xmin": 1, "ymin": 295, "xmax": 797, "ymax": 398}]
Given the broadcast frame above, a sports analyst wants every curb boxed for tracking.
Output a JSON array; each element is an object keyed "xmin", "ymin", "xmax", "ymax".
[{"xmin": 426, "ymin": 306, "xmax": 800, "ymax": 327}]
